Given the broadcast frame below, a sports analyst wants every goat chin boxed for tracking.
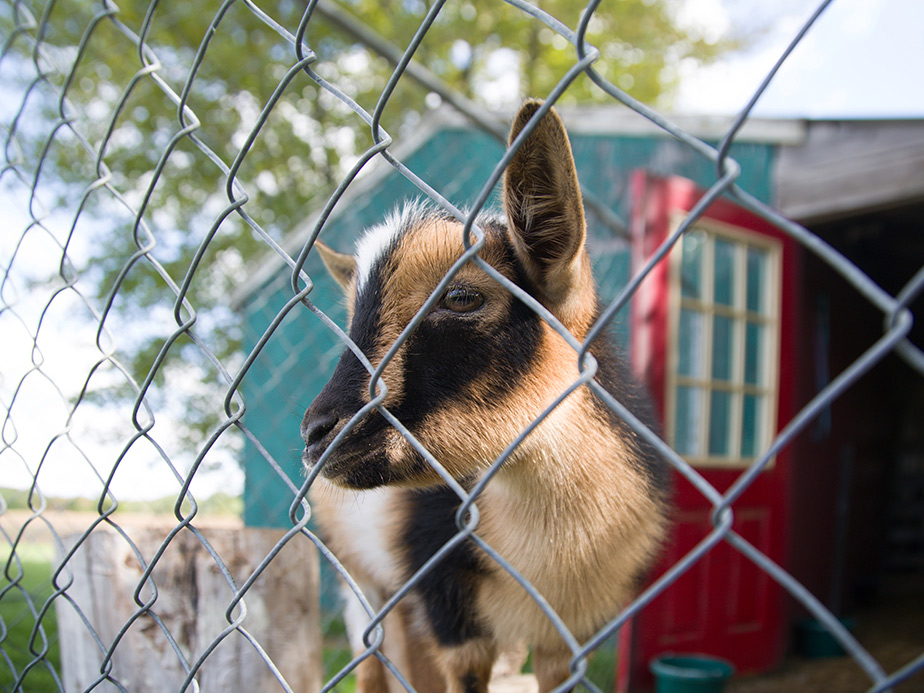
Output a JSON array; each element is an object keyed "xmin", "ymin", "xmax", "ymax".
[{"xmin": 301, "ymin": 100, "xmax": 671, "ymax": 693}]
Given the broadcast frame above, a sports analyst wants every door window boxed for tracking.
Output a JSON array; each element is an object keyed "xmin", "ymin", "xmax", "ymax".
[{"xmin": 668, "ymin": 221, "xmax": 780, "ymax": 467}]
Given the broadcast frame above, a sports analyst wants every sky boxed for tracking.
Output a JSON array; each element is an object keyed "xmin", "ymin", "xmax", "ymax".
[
  {"xmin": 675, "ymin": 0, "xmax": 924, "ymax": 118},
  {"xmin": 2, "ymin": 0, "xmax": 923, "ymax": 503}
]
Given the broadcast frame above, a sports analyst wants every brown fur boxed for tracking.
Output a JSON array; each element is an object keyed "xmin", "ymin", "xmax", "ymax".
[{"xmin": 303, "ymin": 101, "xmax": 668, "ymax": 692}]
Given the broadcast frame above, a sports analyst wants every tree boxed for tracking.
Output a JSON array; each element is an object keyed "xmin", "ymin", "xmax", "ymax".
[{"xmin": 1, "ymin": 0, "xmax": 734, "ymax": 465}]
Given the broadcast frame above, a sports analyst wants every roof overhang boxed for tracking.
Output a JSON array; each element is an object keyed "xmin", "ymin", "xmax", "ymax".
[{"xmin": 774, "ymin": 119, "xmax": 924, "ymax": 224}]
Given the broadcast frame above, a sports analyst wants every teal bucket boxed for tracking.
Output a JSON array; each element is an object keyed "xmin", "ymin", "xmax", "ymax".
[{"xmin": 650, "ymin": 654, "xmax": 735, "ymax": 693}]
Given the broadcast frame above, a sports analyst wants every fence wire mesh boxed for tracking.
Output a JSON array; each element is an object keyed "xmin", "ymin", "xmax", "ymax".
[{"xmin": 1, "ymin": 0, "xmax": 923, "ymax": 692}]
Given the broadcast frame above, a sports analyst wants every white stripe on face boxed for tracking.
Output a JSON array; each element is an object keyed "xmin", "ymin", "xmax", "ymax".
[
  {"xmin": 354, "ymin": 219, "xmax": 396, "ymax": 295},
  {"xmin": 354, "ymin": 201, "xmax": 434, "ymax": 294}
]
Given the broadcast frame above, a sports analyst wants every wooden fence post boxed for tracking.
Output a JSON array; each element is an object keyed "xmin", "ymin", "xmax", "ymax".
[{"xmin": 56, "ymin": 522, "xmax": 321, "ymax": 692}]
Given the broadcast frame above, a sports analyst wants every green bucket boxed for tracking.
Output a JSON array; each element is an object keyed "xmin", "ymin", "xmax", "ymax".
[{"xmin": 650, "ymin": 654, "xmax": 735, "ymax": 693}]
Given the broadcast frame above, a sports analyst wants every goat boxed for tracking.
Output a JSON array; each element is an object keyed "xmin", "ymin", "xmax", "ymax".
[{"xmin": 301, "ymin": 101, "xmax": 670, "ymax": 693}]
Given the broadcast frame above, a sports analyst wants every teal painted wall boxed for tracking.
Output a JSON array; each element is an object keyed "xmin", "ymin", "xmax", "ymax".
[{"xmin": 237, "ymin": 125, "xmax": 776, "ymax": 529}]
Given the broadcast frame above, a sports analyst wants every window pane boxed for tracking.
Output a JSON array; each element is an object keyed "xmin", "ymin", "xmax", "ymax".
[
  {"xmin": 714, "ymin": 239, "xmax": 736, "ymax": 306},
  {"xmin": 712, "ymin": 315, "xmax": 734, "ymax": 381},
  {"xmin": 675, "ymin": 386, "xmax": 702, "ymax": 456},
  {"xmin": 681, "ymin": 229, "xmax": 706, "ymax": 299},
  {"xmin": 741, "ymin": 394, "xmax": 763, "ymax": 458},
  {"xmin": 708, "ymin": 390, "xmax": 732, "ymax": 456},
  {"xmin": 747, "ymin": 248, "xmax": 767, "ymax": 314},
  {"xmin": 745, "ymin": 322, "xmax": 763, "ymax": 385},
  {"xmin": 678, "ymin": 309, "xmax": 704, "ymax": 377}
]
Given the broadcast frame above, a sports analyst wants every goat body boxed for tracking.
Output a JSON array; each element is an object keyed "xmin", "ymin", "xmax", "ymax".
[{"xmin": 301, "ymin": 101, "xmax": 669, "ymax": 693}]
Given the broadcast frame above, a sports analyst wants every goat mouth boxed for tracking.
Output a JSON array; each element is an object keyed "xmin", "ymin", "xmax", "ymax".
[{"xmin": 303, "ymin": 439, "xmax": 395, "ymax": 489}]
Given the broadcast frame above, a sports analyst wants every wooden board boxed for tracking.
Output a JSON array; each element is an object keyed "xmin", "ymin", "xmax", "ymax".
[{"xmin": 55, "ymin": 522, "xmax": 320, "ymax": 692}]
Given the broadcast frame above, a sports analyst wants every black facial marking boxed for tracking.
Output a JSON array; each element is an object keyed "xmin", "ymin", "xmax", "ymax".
[
  {"xmin": 403, "ymin": 485, "xmax": 488, "ymax": 646},
  {"xmin": 396, "ymin": 226, "xmax": 543, "ymax": 425},
  {"xmin": 307, "ymin": 253, "xmax": 388, "ymax": 425},
  {"xmin": 351, "ymin": 255, "xmax": 389, "ymax": 358},
  {"xmin": 302, "ymin": 242, "xmax": 397, "ymax": 482}
]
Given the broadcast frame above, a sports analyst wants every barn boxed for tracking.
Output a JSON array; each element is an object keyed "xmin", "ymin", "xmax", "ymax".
[{"xmin": 232, "ymin": 106, "xmax": 924, "ymax": 688}]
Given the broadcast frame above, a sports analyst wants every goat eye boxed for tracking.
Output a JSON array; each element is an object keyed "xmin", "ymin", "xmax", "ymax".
[{"xmin": 439, "ymin": 286, "xmax": 484, "ymax": 313}]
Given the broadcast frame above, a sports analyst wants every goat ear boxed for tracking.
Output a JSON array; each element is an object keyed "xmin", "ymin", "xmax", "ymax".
[
  {"xmin": 315, "ymin": 241, "xmax": 356, "ymax": 291},
  {"xmin": 503, "ymin": 100, "xmax": 588, "ymax": 309}
]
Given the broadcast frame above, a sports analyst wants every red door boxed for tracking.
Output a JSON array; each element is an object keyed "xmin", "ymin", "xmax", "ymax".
[{"xmin": 618, "ymin": 173, "xmax": 802, "ymax": 690}]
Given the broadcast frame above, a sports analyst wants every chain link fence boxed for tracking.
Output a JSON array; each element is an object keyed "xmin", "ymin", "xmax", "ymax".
[{"xmin": 2, "ymin": 0, "xmax": 923, "ymax": 691}]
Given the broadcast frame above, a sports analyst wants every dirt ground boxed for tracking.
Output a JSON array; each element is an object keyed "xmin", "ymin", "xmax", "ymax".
[{"xmin": 730, "ymin": 576, "xmax": 924, "ymax": 692}]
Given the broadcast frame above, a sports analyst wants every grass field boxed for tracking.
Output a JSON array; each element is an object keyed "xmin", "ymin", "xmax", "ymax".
[{"xmin": 0, "ymin": 542, "xmax": 61, "ymax": 692}]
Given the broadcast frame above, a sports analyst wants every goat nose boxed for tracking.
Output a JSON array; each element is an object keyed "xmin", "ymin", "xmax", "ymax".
[{"xmin": 302, "ymin": 412, "xmax": 339, "ymax": 449}]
